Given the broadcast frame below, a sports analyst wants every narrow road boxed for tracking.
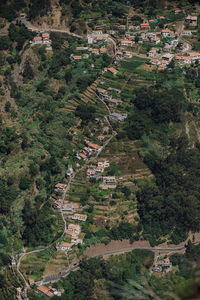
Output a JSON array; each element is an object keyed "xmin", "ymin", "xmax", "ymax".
[{"xmin": 40, "ymin": 239, "xmax": 200, "ymax": 285}]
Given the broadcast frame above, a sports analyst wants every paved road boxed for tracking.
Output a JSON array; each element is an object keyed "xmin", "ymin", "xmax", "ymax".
[{"xmin": 40, "ymin": 240, "xmax": 200, "ymax": 285}]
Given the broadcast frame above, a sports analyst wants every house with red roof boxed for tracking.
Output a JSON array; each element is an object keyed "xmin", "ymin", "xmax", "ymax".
[{"xmin": 37, "ymin": 286, "xmax": 54, "ymax": 297}]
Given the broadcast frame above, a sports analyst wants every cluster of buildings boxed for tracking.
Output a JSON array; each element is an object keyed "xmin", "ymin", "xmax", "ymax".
[
  {"xmin": 152, "ymin": 257, "xmax": 172, "ymax": 273},
  {"xmin": 54, "ymin": 183, "xmax": 68, "ymax": 193},
  {"xmin": 96, "ymin": 87, "xmax": 122, "ymax": 106},
  {"xmin": 76, "ymin": 139, "xmax": 102, "ymax": 161},
  {"xmin": 30, "ymin": 32, "xmax": 52, "ymax": 48},
  {"xmin": 175, "ymin": 52, "xmax": 200, "ymax": 64},
  {"xmin": 87, "ymin": 160, "xmax": 110, "ymax": 179},
  {"xmin": 53, "ymin": 200, "xmax": 82, "ymax": 214},
  {"xmin": 57, "ymin": 223, "xmax": 83, "ymax": 252},
  {"xmin": 70, "ymin": 45, "xmax": 107, "ymax": 61}
]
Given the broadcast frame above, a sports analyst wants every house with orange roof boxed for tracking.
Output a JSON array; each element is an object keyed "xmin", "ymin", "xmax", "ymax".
[
  {"xmin": 100, "ymin": 47, "xmax": 106, "ymax": 54},
  {"xmin": 59, "ymin": 242, "xmax": 71, "ymax": 251},
  {"xmin": 42, "ymin": 33, "xmax": 50, "ymax": 39},
  {"xmin": 119, "ymin": 25, "xmax": 126, "ymax": 30},
  {"xmin": 107, "ymin": 67, "xmax": 118, "ymax": 75},
  {"xmin": 92, "ymin": 48, "xmax": 99, "ymax": 55},
  {"xmin": 68, "ymin": 224, "xmax": 81, "ymax": 235},
  {"xmin": 37, "ymin": 285, "xmax": 54, "ymax": 297},
  {"xmin": 123, "ymin": 51, "xmax": 133, "ymax": 58},
  {"xmin": 175, "ymin": 55, "xmax": 191, "ymax": 64},
  {"xmin": 79, "ymin": 153, "xmax": 87, "ymax": 160},
  {"xmin": 188, "ymin": 52, "xmax": 200, "ymax": 60},
  {"xmin": 151, "ymin": 59, "xmax": 160, "ymax": 65},
  {"xmin": 120, "ymin": 40, "xmax": 133, "ymax": 46},
  {"xmin": 88, "ymin": 143, "xmax": 102, "ymax": 152},
  {"xmin": 161, "ymin": 29, "xmax": 174, "ymax": 37},
  {"xmin": 97, "ymin": 135, "xmax": 105, "ymax": 141},
  {"xmin": 151, "ymin": 36, "xmax": 160, "ymax": 44},
  {"xmin": 72, "ymin": 213, "xmax": 87, "ymax": 221},
  {"xmin": 103, "ymin": 126, "xmax": 109, "ymax": 133},
  {"xmin": 87, "ymin": 169, "xmax": 96, "ymax": 177},
  {"xmin": 33, "ymin": 36, "xmax": 42, "ymax": 44},
  {"xmin": 158, "ymin": 65, "xmax": 167, "ymax": 71},
  {"xmin": 140, "ymin": 23, "xmax": 150, "ymax": 29},
  {"xmin": 181, "ymin": 30, "xmax": 192, "ymax": 36},
  {"xmin": 174, "ymin": 8, "xmax": 182, "ymax": 14},
  {"xmin": 76, "ymin": 46, "xmax": 88, "ymax": 51},
  {"xmin": 72, "ymin": 55, "xmax": 82, "ymax": 60},
  {"xmin": 83, "ymin": 54, "xmax": 89, "ymax": 59},
  {"xmin": 148, "ymin": 49, "xmax": 157, "ymax": 57}
]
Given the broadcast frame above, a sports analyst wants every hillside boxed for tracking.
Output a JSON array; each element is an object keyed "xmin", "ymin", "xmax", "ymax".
[{"xmin": 0, "ymin": 0, "xmax": 200, "ymax": 299}]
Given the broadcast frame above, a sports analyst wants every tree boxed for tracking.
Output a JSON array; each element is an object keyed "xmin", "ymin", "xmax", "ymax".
[
  {"xmin": 22, "ymin": 61, "xmax": 34, "ymax": 81},
  {"xmin": 5, "ymin": 101, "xmax": 11, "ymax": 112}
]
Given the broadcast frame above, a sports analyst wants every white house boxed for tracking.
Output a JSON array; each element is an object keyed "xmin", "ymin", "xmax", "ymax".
[
  {"xmin": 103, "ymin": 176, "xmax": 116, "ymax": 184},
  {"xmin": 181, "ymin": 30, "xmax": 192, "ymax": 36},
  {"xmin": 72, "ymin": 214, "xmax": 87, "ymax": 222},
  {"xmin": 58, "ymin": 242, "xmax": 71, "ymax": 251},
  {"xmin": 71, "ymin": 236, "xmax": 83, "ymax": 245},
  {"xmin": 68, "ymin": 224, "xmax": 81, "ymax": 235},
  {"xmin": 148, "ymin": 49, "xmax": 157, "ymax": 57}
]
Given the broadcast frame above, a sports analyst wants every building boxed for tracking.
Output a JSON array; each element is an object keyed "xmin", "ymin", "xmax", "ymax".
[
  {"xmin": 33, "ymin": 37, "xmax": 42, "ymax": 44},
  {"xmin": 185, "ymin": 15, "xmax": 197, "ymax": 26},
  {"xmin": 188, "ymin": 52, "xmax": 200, "ymax": 60},
  {"xmin": 161, "ymin": 29, "xmax": 174, "ymax": 37},
  {"xmin": 119, "ymin": 25, "xmax": 126, "ymax": 30},
  {"xmin": 140, "ymin": 23, "xmax": 150, "ymax": 30},
  {"xmin": 107, "ymin": 67, "xmax": 118, "ymax": 75},
  {"xmin": 97, "ymin": 135, "xmax": 105, "ymax": 141},
  {"xmin": 110, "ymin": 112, "xmax": 127, "ymax": 121},
  {"xmin": 53, "ymin": 200, "xmax": 62, "ymax": 210},
  {"xmin": 92, "ymin": 48, "xmax": 99, "ymax": 55},
  {"xmin": 151, "ymin": 36, "xmax": 160, "ymax": 44},
  {"xmin": 37, "ymin": 286, "xmax": 54, "ymax": 298},
  {"xmin": 88, "ymin": 143, "xmax": 102, "ymax": 152},
  {"xmin": 62, "ymin": 202, "xmax": 80, "ymax": 213},
  {"xmin": 181, "ymin": 30, "xmax": 192, "ymax": 36},
  {"xmin": 120, "ymin": 40, "xmax": 133, "ymax": 46},
  {"xmin": 92, "ymin": 30, "xmax": 103, "ymax": 35},
  {"xmin": 72, "ymin": 55, "xmax": 82, "ymax": 60},
  {"xmin": 148, "ymin": 49, "xmax": 157, "ymax": 57},
  {"xmin": 72, "ymin": 213, "xmax": 87, "ymax": 221},
  {"xmin": 174, "ymin": 8, "xmax": 182, "ymax": 14},
  {"xmin": 71, "ymin": 236, "xmax": 83, "ymax": 245},
  {"xmin": 107, "ymin": 98, "xmax": 123, "ymax": 106},
  {"xmin": 100, "ymin": 47, "xmax": 107, "ymax": 54},
  {"xmin": 123, "ymin": 51, "xmax": 133, "ymax": 58},
  {"xmin": 96, "ymin": 88, "xmax": 110, "ymax": 100},
  {"xmin": 66, "ymin": 166, "xmax": 73, "ymax": 178},
  {"xmin": 59, "ymin": 242, "xmax": 71, "ymax": 251},
  {"xmin": 98, "ymin": 161, "xmax": 110, "ymax": 168},
  {"xmin": 162, "ymin": 53, "xmax": 173, "ymax": 63},
  {"xmin": 83, "ymin": 54, "xmax": 89, "ymax": 59},
  {"xmin": 103, "ymin": 176, "xmax": 116, "ymax": 184},
  {"xmin": 68, "ymin": 224, "xmax": 81, "ymax": 235},
  {"xmin": 76, "ymin": 46, "xmax": 88, "ymax": 51},
  {"xmin": 42, "ymin": 33, "xmax": 50, "ymax": 39},
  {"xmin": 55, "ymin": 183, "xmax": 67, "ymax": 191},
  {"xmin": 175, "ymin": 55, "xmax": 191, "ymax": 64}
]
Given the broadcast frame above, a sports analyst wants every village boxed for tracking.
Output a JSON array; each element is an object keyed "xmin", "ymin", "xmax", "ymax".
[{"xmin": 11, "ymin": 5, "xmax": 200, "ymax": 299}]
